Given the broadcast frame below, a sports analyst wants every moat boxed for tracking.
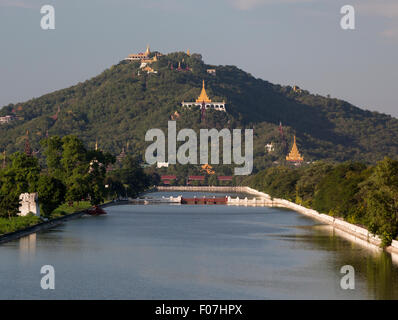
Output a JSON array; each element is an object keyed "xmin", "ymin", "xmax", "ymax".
[{"xmin": 1, "ymin": 191, "xmax": 398, "ymax": 299}]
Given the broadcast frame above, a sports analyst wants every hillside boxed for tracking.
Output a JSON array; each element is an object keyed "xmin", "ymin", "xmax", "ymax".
[{"xmin": 1, "ymin": 51, "xmax": 398, "ymax": 171}]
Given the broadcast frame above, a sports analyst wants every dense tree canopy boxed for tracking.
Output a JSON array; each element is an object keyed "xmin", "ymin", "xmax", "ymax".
[
  {"xmin": 0, "ymin": 134, "xmax": 152, "ymax": 219},
  {"xmin": 248, "ymin": 158, "xmax": 398, "ymax": 246}
]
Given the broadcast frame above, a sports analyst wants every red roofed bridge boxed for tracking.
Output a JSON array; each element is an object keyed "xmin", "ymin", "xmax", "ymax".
[{"xmin": 181, "ymin": 196, "xmax": 228, "ymax": 205}]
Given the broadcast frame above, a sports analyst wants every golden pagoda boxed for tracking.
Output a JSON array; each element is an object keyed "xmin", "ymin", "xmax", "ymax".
[
  {"xmin": 201, "ymin": 163, "xmax": 215, "ymax": 175},
  {"xmin": 141, "ymin": 54, "xmax": 157, "ymax": 64},
  {"xmin": 142, "ymin": 65, "xmax": 157, "ymax": 74},
  {"xmin": 187, "ymin": 49, "xmax": 190, "ymax": 56},
  {"xmin": 196, "ymin": 80, "xmax": 212, "ymax": 103},
  {"xmin": 182, "ymin": 80, "xmax": 226, "ymax": 112},
  {"xmin": 286, "ymin": 135, "xmax": 303, "ymax": 162}
]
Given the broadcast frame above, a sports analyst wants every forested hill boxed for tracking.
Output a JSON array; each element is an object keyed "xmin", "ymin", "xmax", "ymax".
[{"xmin": 1, "ymin": 51, "xmax": 398, "ymax": 171}]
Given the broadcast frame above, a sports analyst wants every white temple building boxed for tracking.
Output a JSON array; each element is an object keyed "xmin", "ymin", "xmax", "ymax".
[{"xmin": 182, "ymin": 80, "xmax": 226, "ymax": 112}]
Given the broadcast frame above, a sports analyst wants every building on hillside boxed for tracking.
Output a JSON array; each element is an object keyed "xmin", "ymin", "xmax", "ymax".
[
  {"xmin": 217, "ymin": 176, "xmax": 233, "ymax": 182},
  {"xmin": 201, "ymin": 164, "xmax": 215, "ymax": 175},
  {"xmin": 182, "ymin": 80, "xmax": 226, "ymax": 112},
  {"xmin": 141, "ymin": 54, "xmax": 158, "ymax": 64},
  {"xmin": 170, "ymin": 111, "xmax": 180, "ymax": 120},
  {"xmin": 207, "ymin": 69, "xmax": 216, "ymax": 75},
  {"xmin": 188, "ymin": 176, "xmax": 205, "ymax": 181},
  {"xmin": 161, "ymin": 175, "xmax": 176, "ymax": 185},
  {"xmin": 126, "ymin": 45, "xmax": 162, "ymax": 63},
  {"xmin": 157, "ymin": 162, "xmax": 169, "ymax": 168},
  {"xmin": 293, "ymin": 85, "xmax": 302, "ymax": 93},
  {"xmin": 286, "ymin": 135, "xmax": 303, "ymax": 163},
  {"xmin": 0, "ymin": 115, "xmax": 15, "ymax": 124},
  {"xmin": 265, "ymin": 143, "xmax": 274, "ymax": 153},
  {"xmin": 141, "ymin": 65, "xmax": 158, "ymax": 74},
  {"xmin": 125, "ymin": 45, "xmax": 151, "ymax": 61}
]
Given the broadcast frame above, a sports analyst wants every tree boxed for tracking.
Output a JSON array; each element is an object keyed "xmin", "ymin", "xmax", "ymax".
[
  {"xmin": 104, "ymin": 175, "xmax": 126, "ymax": 199},
  {"xmin": 37, "ymin": 174, "xmax": 66, "ymax": 216},
  {"xmin": 86, "ymin": 150, "xmax": 115, "ymax": 205},
  {"xmin": 0, "ymin": 170, "xmax": 20, "ymax": 218},
  {"xmin": 296, "ymin": 161, "xmax": 333, "ymax": 206},
  {"xmin": 61, "ymin": 135, "xmax": 88, "ymax": 178},
  {"xmin": 41, "ymin": 136, "xmax": 63, "ymax": 180},
  {"xmin": 9, "ymin": 152, "xmax": 40, "ymax": 193},
  {"xmin": 360, "ymin": 157, "xmax": 398, "ymax": 246},
  {"xmin": 312, "ymin": 162, "xmax": 370, "ymax": 220},
  {"xmin": 0, "ymin": 153, "xmax": 40, "ymax": 218},
  {"xmin": 110, "ymin": 156, "xmax": 150, "ymax": 198},
  {"xmin": 250, "ymin": 166, "xmax": 300, "ymax": 201}
]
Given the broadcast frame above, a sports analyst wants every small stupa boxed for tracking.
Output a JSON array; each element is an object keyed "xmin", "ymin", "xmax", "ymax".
[{"xmin": 286, "ymin": 135, "xmax": 303, "ymax": 162}]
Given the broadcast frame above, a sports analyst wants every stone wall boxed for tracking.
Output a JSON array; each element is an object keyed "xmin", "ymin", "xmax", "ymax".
[{"xmin": 156, "ymin": 186, "xmax": 389, "ymax": 250}]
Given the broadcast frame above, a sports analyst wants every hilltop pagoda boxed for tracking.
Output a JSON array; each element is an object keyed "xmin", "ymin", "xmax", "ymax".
[
  {"xmin": 182, "ymin": 80, "xmax": 226, "ymax": 112},
  {"xmin": 286, "ymin": 135, "xmax": 303, "ymax": 162},
  {"xmin": 125, "ymin": 45, "xmax": 151, "ymax": 61}
]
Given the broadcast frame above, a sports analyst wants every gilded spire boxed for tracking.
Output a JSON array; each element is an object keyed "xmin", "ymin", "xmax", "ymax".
[
  {"xmin": 145, "ymin": 44, "xmax": 150, "ymax": 56},
  {"xmin": 286, "ymin": 135, "xmax": 303, "ymax": 162},
  {"xmin": 196, "ymin": 80, "xmax": 212, "ymax": 103},
  {"xmin": 187, "ymin": 49, "xmax": 190, "ymax": 56}
]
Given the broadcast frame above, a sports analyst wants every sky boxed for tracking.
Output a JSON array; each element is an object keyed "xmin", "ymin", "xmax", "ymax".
[{"xmin": 0, "ymin": 0, "xmax": 397, "ymax": 117}]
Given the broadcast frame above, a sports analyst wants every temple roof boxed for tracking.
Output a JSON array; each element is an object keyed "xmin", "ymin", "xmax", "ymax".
[
  {"xmin": 196, "ymin": 80, "xmax": 212, "ymax": 103},
  {"xmin": 286, "ymin": 135, "xmax": 304, "ymax": 162}
]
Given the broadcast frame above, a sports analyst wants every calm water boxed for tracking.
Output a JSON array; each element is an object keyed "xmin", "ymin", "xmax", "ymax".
[{"xmin": 1, "ymin": 191, "xmax": 398, "ymax": 300}]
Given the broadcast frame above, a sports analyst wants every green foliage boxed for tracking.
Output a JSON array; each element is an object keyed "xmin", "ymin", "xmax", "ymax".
[
  {"xmin": 295, "ymin": 161, "xmax": 334, "ymax": 206},
  {"xmin": 37, "ymin": 174, "xmax": 66, "ymax": 217},
  {"xmin": 248, "ymin": 159, "xmax": 398, "ymax": 246},
  {"xmin": 51, "ymin": 201, "xmax": 92, "ymax": 217},
  {"xmin": 40, "ymin": 136, "xmax": 63, "ymax": 179},
  {"xmin": 1, "ymin": 52, "xmax": 398, "ymax": 168},
  {"xmin": 0, "ymin": 215, "xmax": 40, "ymax": 235},
  {"xmin": 108, "ymin": 156, "xmax": 151, "ymax": 198},
  {"xmin": 312, "ymin": 162, "xmax": 371, "ymax": 220},
  {"xmin": 41, "ymin": 135, "xmax": 116, "ymax": 205},
  {"xmin": 9, "ymin": 152, "xmax": 40, "ymax": 193},
  {"xmin": 250, "ymin": 166, "xmax": 300, "ymax": 201},
  {"xmin": 359, "ymin": 157, "xmax": 398, "ymax": 246},
  {"xmin": 0, "ymin": 134, "xmax": 150, "ymax": 226},
  {"xmin": 0, "ymin": 152, "xmax": 40, "ymax": 218},
  {"xmin": 0, "ymin": 170, "xmax": 20, "ymax": 218}
]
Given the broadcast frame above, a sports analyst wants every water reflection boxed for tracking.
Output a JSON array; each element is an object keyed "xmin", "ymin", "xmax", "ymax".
[
  {"xmin": 1, "ymin": 192, "xmax": 398, "ymax": 299},
  {"xmin": 295, "ymin": 224, "xmax": 398, "ymax": 300},
  {"xmin": 19, "ymin": 234, "xmax": 36, "ymax": 259}
]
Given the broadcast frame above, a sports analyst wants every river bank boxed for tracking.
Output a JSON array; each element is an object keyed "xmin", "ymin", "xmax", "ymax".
[
  {"xmin": 157, "ymin": 186, "xmax": 398, "ymax": 255},
  {"xmin": 0, "ymin": 200, "xmax": 128, "ymax": 245},
  {"xmin": 3, "ymin": 185, "xmax": 398, "ymax": 256}
]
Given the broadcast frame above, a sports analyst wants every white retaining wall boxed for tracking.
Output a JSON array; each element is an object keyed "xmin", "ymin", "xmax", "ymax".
[{"xmin": 156, "ymin": 186, "xmax": 398, "ymax": 252}]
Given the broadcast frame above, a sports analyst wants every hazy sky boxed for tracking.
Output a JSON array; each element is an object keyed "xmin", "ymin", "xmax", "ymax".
[{"xmin": 0, "ymin": 0, "xmax": 397, "ymax": 116}]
